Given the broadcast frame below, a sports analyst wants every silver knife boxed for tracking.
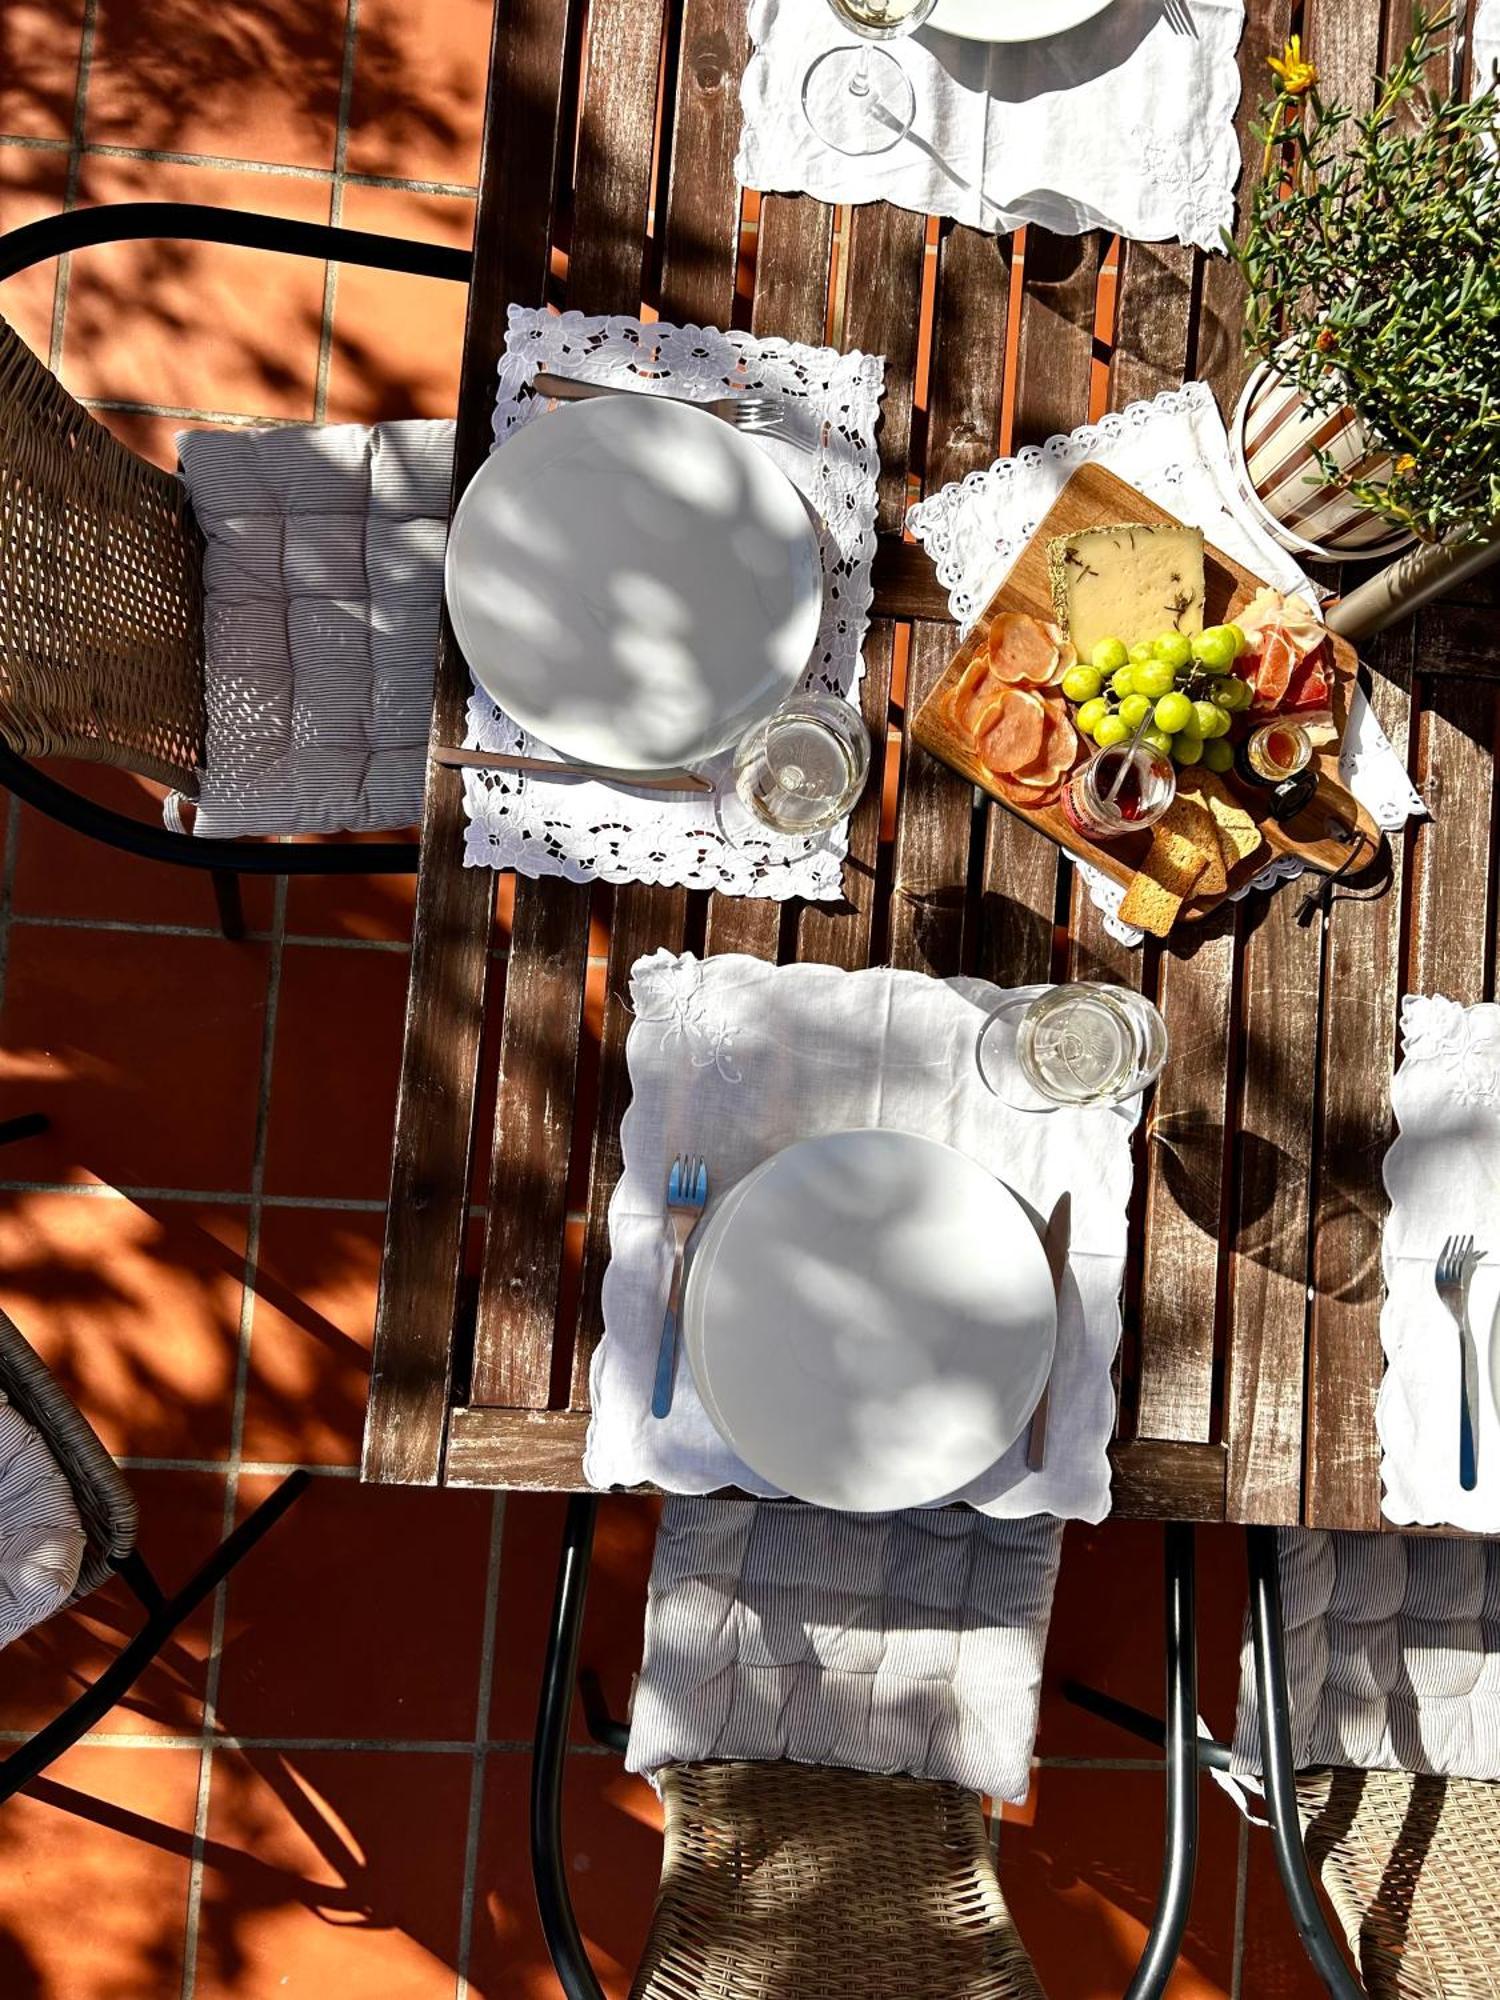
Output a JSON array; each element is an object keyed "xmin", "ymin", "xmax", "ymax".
[
  {"xmin": 1027, "ymin": 1190, "xmax": 1071, "ymax": 1472},
  {"xmin": 431, "ymin": 743, "xmax": 712, "ymax": 795}
]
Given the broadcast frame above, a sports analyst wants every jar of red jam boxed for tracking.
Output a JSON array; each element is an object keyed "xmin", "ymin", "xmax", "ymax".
[{"xmin": 1063, "ymin": 743, "xmax": 1177, "ymax": 841}]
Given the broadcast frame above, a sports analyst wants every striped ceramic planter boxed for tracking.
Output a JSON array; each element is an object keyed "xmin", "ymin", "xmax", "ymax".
[{"xmin": 1230, "ymin": 360, "xmax": 1415, "ymax": 562}]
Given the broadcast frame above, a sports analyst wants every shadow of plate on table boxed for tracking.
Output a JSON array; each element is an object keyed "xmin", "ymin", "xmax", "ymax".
[{"xmin": 917, "ymin": 0, "xmax": 1171, "ymax": 102}]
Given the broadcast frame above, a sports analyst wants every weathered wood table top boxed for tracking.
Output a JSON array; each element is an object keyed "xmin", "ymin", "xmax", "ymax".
[{"xmin": 361, "ymin": 0, "xmax": 1498, "ymax": 1530}]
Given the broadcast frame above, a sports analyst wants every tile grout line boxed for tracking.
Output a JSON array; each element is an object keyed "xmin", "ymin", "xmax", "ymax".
[
  {"xmin": 46, "ymin": 0, "xmax": 99, "ymax": 374},
  {"xmin": 1229, "ymin": 1813, "xmax": 1250, "ymax": 2000},
  {"xmin": 9, "ymin": 911, "xmax": 412, "ymax": 947},
  {"xmin": 313, "ymin": 0, "xmax": 362, "ymax": 425},
  {"xmin": 0, "ymin": 130, "xmax": 478, "ymax": 199},
  {"xmin": 5, "ymin": 1730, "xmax": 579, "ymax": 1754},
  {"xmin": 454, "ymin": 1493, "xmax": 507, "ymax": 1997},
  {"xmin": 178, "ymin": 873, "xmax": 288, "ymax": 2000}
]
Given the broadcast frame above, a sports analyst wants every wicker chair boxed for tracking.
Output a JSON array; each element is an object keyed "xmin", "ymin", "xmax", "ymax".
[
  {"xmin": 0, "ymin": 1305, "xmax": 307, "ymax": 1803},
  {"xmin": 0, "ymin": 202, "xmax": 472, "ymax": 937}
]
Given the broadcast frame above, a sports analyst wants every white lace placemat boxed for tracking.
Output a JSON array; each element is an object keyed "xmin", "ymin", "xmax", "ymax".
[
  {"xmin": 585, "ymin": 949, "xmax": 1139, "ymax": 1524},
  {"xmin": 906, "ymin": 381, "xmax": 1426, "ymax": 945},
  {"xmin": 1380, "ymin": 996, "xmax": 1500, "ymax": 1530},
  {"xmin": 459, "ymin": 307, "xmax": 884, "ymax": 899},
  {"xmin": 738, "ymin": 0, "xmax": 1245, "ymax": 251}
]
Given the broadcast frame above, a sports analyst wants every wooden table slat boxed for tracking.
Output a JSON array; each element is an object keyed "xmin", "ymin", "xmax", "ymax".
[{"xmin": 1408, "ymin": 678, "xmax": 1496, "ymax": 1004}]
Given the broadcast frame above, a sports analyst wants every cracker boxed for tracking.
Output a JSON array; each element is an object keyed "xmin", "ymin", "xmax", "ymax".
[
  {"xmin": 1188, "ymin": 770, "xmax": 1264, "ymax": 876},
  {"xmin": 1118, "ymin": 867, "xmax": 1195, "ymax": 937},
  {"xmin": 1158, "ymin": 792, "xmax": 1226, "ymax": 900}
]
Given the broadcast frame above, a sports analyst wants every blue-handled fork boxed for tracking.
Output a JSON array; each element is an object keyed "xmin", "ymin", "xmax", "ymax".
[{"xmin": 651, "ymin": 1154, "xmax": 708, "ymax": 1418}]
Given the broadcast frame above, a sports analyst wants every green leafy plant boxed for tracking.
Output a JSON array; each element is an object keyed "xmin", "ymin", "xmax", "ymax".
[{"xmin": 1229, "ymin": 9, "xmax": 1500, "ymax": 544}]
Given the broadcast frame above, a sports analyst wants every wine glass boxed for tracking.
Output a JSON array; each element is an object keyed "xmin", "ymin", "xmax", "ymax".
[
  {"xmin": 978, "ymin": 983, "xmax": 1169, "ymax": 1113},
  {"xmin": 802, "ymin": 0, "xmax": 941, "ymax": 159},
  {"xmin": 715, "ymin": 692, "xmax": 871, "ymax": 846}
]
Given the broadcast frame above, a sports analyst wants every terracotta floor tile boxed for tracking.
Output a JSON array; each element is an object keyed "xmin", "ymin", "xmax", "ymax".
[
  {"xmin": 0, "ymin": 2, "xmax": 83, "ymax": 142},
  {"xmin": 471, "ymin": 1751, "xmax": 663, "ymax": 2000},
  {"xmin": 90, "ymin": 406, "xmax": 191, "ymax": 469},
  {"xmin": 325, "ymin": 184, "xmax": 474, "ymax": 425},
  {"xmin": 284, "ymin": 835, "xmax": 420, "ymax": 942},
  {"xmin": 261, "ymin": 943, "xmax": 411, "ymax": 1200},
  {"xmin": 344, "ymin": 0, "xmax": 492, "ymax": 186},
  {"xmin": 241, "ymin": 1205, "xmax": 383, "ymax": 1466},
  {"xmin": 489, "ymin": 1493, "xmax": 658, "ymax": 1746},
  {"xmin": 215, "ymin": 1473, "xmax": 494, "ymax": 1739},
  {"xmin": 0, "ymin": 144, "xmax": 68, "ymax": 358},
  {"xmin": 0, "ymin": 925, "xmax": 271, "ymax": 1192},
  {"xmin": 1001, "ymin": 1768, "xmax": 1240, "ymax": 1999},
  {"xmin": 0, "ymin": 1743, "xmax": 200, "ymax": 1998},
  {"xmin": 196, "ymin": 1747, "xmax": 472, "ymax": 2000},
  {"xmin": 11, "ymin": 763, "xmax": 278, "ymax": 931},
  {"xmin": 1240, "ymin": 1819, "xmax": 1348, "ymax": 1998},
  {"xmin": 0, "ymin": 1193, "xmax": 246, "ymax": 1460},
  {"xmin": 63, "ymin": 158, "xmax": 331, "ymax": 419},
  {"xmin": 84, "ymin": 0, "xmax": 345, "ymax": 169},
  {"xmin": 0, "ymin": 1470, "xmax": 227, "ymax": 1737},
  {"xmin": 1037, "ymin": 1520, "xmax": 1248, "ymax": 1760}
]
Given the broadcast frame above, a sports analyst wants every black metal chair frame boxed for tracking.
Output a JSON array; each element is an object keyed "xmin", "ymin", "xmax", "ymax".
[
  {"xmin": 0, "ymin": 202, "xmax": 474, "ymax": 938},
  {"xmin": 0, "ymin": 1260, "xmax": 310, "ymax": 1804},
  {"xmin": 1066, "ymin": 1524, "xmax": 1365, "ymax": 2000},
  {"xmin": 530, "ymin": 1496, "xmax": 1208, "ymax": 2000}
]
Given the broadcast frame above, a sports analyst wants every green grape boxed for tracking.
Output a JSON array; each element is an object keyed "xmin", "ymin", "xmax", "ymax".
[
  {"xmin": 1075, "ymin": 696, "xmax": 1110, "ymax": 736},
  {"xmin": 1061, "ymin": 662, "xmax": 1104, "ymax": 703},
  {"xmin": 1191, "ymin": 699, "xmax": 1230, "ymax": 740},
  {"xmin": 1171, "ymin": 733, "xmax": 1204, "ymax": 766},
  {"xmin": 1152, "ymin": 631, "xmax": 1192, "ymax": 669},
  {"xmin": 1191, "ymin": 626, "xmax": 1240, "ymax": 672},
  {"xmin": 1127, "ymin": 641, "xmax": 1156, "ymax": 668},
  {"xmin": 1090, "ymin": 637, "xmax": 1129, "ymax": 674},
  {"xmin": 1153, "ymin": 691, "xmax": 1194, "ymax": 734},
  {"xmin": 1133, "ymin": 659, "xmax": 1177, "ymax": 699},
  {"xmin": 1118, "ymin": 692, "xmax": 1153, "ymax": 729},
  {"xmin": 1216, "ymin": 673, "xmax": 1254, "ymax": 712},
  {"xmin": 1224, "ymin": 623, "xmax": 1248, "ymax": 657},
  {"xmin": 1141, "ymin": 727, "xmax": 1175, "ymax": 758},
  {"xmin": 1202, "ymin": 737, "xmax": 1235, "ymax": 773},
  {"xmin": 1093, "ymin": 713, "xmax": 1130, "ymax": 748},
  {"xmin": 1109, "ymin": 665, "xmax": 1136, "ymax": 698}
]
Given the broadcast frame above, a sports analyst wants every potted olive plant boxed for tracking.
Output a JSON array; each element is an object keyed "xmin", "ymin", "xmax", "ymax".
[{"xmin": 1227, "ymin": 9, "xmax": 1500, "ymax": 580}]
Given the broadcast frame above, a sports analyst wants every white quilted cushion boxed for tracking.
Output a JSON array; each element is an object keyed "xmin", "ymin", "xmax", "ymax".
[
  {"xmin": 1232, "ymin": 1529, "xmax": 1500, "ymax": 1781},
  {"xmin": 625, "ymin": 1498, "xmax": 1063, "ymax": 1804},
  {"xmin": 0, "ymin": 1391, "xmax": 85, "ymax": 1649},
  {"xmin": 176, "ymin": 420, "xmax": 453, "ymax": 837}
]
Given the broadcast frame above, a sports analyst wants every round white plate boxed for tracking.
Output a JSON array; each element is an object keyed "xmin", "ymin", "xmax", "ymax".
[
  {"xmin": 444, "ymin": 395, "xmax": 824, "ymax": 771},
  {"xmin": 1473, "ymin": 1257, "xmax": 1500, "ymax": 1431},
  {"xmin": 682, "ymin": 1129, "xmax": 1056, "ymax": 1511},
  {"xmin": 930, "ymin": 0, "xmax": 1115, "ymax": 43}
]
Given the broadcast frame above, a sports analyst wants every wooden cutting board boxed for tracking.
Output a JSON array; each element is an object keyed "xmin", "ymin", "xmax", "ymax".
[{"xmin": 911, "ymin": 465, "xmax": 1383, "ymax": 921}]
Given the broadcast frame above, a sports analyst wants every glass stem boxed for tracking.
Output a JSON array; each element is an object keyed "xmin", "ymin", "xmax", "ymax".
[{"xmin": 848, "ymin": 43, "xmax": 872, "ymax": 99}]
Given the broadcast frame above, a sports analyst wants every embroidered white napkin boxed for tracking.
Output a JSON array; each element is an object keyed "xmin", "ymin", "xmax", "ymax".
[
  {"xmin": 737, "ymin": 0, "xmax": 1246, "ymax": 251},
  {"xmin": 906, "ymin": 381, "xmax": 1426, "ymax": 945},
  {"xmin": 584, "ymin": 949, "xmax": 1139, "ymax": 1524},
  {"xmin": 460, "ymin": 307, "xmax": 884, "ymax": 900},
  {"xmin": 1476, "ymin": 0, "xmax": 1499, "ymax": 88},
  {"xmin": 1379, "ymin": 996, "xmax": 1500, "ymax": 1531}
]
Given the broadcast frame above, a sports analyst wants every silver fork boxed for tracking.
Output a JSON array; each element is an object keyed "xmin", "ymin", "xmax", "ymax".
[
  {"xmin": 651, "ymin": 1154, "xmax": 709, "ymax": 1419},
  {"xmin": 1161, "ymin": 0, "xmax": 1197, "ymax": 33},
  {"xmin": 1435, "ymin": 1233, "xmax": 1480, "ymax": 1491},
  {"xmin": 531, "ymin": 369, "xmax": 788, "ymax": 438}
]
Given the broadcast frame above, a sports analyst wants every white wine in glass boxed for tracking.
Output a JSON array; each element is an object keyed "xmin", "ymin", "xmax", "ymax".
[{"xmin": 803, "ymin": 0, "xmax": 940, "ymax": 158}]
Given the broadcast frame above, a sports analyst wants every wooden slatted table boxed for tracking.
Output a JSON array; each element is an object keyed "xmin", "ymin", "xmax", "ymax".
[{"xmin": 361, "ymin": 0, "xmax": 1497, "ymax": 1530}]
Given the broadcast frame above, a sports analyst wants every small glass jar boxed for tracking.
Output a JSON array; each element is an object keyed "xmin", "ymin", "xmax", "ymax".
[
  {"xmin": 1242, "ymin": 721, "xmax": 1312, "ymax": 784},
  {"xmin": 1063, "ymin": 742, "xmax": 1177, "ymax": 842}
]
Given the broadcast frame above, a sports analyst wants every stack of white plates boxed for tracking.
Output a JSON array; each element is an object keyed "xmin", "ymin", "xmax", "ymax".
[{"xmin": 682, "ymin": 1129, "xmax": 1056, "ymax": 1511}]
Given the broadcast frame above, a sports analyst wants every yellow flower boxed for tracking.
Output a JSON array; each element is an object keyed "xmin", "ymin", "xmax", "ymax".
[
  {"xmin": 1395, "ymin": 454, "xmax": 1417, "ymax": 476},
  {"xmin": 1268, "ymin": 34, "xmax": 1318, "ymax": 96}
]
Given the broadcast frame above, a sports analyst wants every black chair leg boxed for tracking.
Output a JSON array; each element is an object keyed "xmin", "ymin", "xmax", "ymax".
[
  {"xmin": 577, "ymin": 1668, "xmax": 630, "ymax": 1753},
  {"xmin": 0, "ymin": 1470, "xmax": 310, "ymax": 1805},
  {"xmin": 211, "ymin": 867, "xmax": 245, "ymax": 940},
  {"xmin": 0, "ymin": 1112, "xmax": 48, "ymax": 1147},
  {"xmin": 531, "ymin": 1494, "xmax": 608, "ymax": 2000},
  {"xmin": 1246, "ymin": 1527, "xmax": 1365, "ymax": 1998}
]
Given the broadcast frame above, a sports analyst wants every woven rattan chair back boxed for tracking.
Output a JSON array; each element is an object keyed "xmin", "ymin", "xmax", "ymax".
[
  {"xmin": 0, "ymin": 316, "xmax": 206, "ymax": 793},
  {"xmin": 1300, "ymin": 1768, "xmax": 1500, "ymax": 1998},
  {"xmin": 629, "ymin": 1761, "xmax": 1046, "ymax": 2000},
  {"xmin": 0, "ymin": 1308, "xmax": 135, "ymax": 1601}
]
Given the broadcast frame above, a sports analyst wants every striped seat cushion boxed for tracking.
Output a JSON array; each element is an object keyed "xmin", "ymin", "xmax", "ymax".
[
  {"xmin": 625, "ymin": 1498, "xmax": 1063, "ymax": 1805},
  {"xmin": 177, "ymin": 421, "xmax": 453, "ymax": 837},
  {"xmin": 0, "ymin": 1391, "xmax": 85, "ymax": 1649},
  {"xmin": 1232, "ymin": 1529, "xmax": 1500, "ymax": 1781}
]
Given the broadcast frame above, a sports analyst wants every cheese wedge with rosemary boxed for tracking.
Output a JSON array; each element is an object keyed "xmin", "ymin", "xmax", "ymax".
[{"xmin": 1046, "ymin": 522, "xmax": 1206, "ymax": 656}]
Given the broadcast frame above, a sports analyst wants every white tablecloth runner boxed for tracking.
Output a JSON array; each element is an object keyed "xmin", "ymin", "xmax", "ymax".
[
  {"xmin": 738, "ymin": 0, "xmax": 1247, "ymax": 251},
  {"xmin": 584, "ymin": 949, "xmax": 1138, "ymax": 1523},
  {"xmin": 460, "ymin": 308, "xmax": 884, "ymax": 900},
  {"xmin": 1380, "ymin": 995, "xmax": 1500, "ymax": 1530}
]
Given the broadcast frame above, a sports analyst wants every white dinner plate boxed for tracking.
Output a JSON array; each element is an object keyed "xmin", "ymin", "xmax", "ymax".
[
  {"xmin": 1473, "ymin": 1257, "xmax": 1500, "ymax": 1431},
  {"xmin": 681, "ymin": 1129, "xmax": 1056, "ymax": 1511},
  {"xmin": 444, "ymin": 395, "xmax": 823, "ymax": 771},
  {"xmin": 930, "ymin": 0, "xmax": 1115, "ymax": 43}
]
